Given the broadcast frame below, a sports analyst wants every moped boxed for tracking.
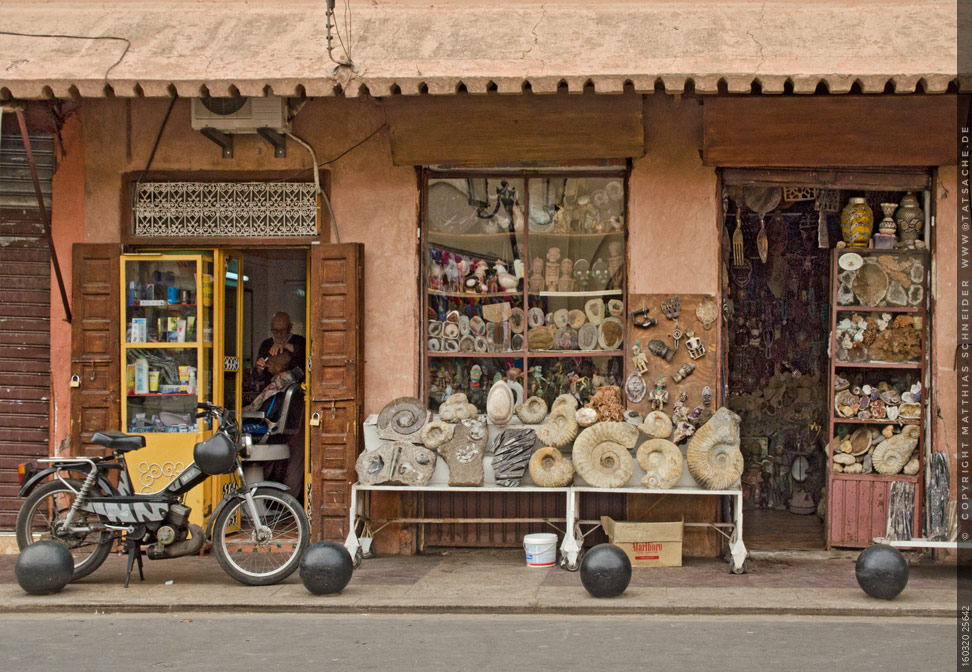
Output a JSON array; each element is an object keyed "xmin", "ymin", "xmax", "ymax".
[{"xmin": 16, "ymin": 402, "xmax": 309, "ymax": 586}]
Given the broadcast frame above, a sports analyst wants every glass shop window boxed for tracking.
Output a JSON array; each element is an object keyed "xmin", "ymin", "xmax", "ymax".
[{"xmin": 423, "ymin": 172, "xmax": 627, "ymax": 412}]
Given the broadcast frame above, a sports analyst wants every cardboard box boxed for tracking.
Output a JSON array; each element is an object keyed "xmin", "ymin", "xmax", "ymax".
[{"xmin": 600, "ymin": 516, "xmax": 684, "ymax": 567}]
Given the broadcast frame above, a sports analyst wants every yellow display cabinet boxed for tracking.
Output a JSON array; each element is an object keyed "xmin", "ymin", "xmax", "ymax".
[{"xmin": 120, "ymin": 253, "xmax": 215, "ymax": 525}]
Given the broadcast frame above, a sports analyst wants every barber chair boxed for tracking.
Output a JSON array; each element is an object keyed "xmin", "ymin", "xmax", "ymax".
[{"xmin": 240, "ymin": 380, "xmax": 304, "ymax": 485}]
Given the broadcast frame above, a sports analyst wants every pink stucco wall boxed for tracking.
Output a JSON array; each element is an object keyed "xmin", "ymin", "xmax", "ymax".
[
  {"xmin": 629, "ymin": 96, "xmax": 719, "ymax": 296},
  {"xmin": 933, "ymin": 166, "xmax": 958, "ymax": 505},
  {"xmin": 49, "ymin": 96, "xmax": 419, "ymax": 452},
  {"xmin": 49, "ymin": 114, "xmax": 84, "ymax": 455}
]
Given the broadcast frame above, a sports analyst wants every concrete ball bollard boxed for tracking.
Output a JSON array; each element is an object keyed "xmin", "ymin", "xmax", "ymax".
[
  {"xmin": 855, "ymin": 543, "xmax": 909, "ymax": 600},
  {"xmin": 299, "ymin": 541, "xmax": 354, "ymax": 595},
  {"xmin": 15, "ymin": 541, "xmax": 74, "ymax": 595},
  {"xmin": 580, "ymin": 543, "xmax": 632, "ymax": 598}
]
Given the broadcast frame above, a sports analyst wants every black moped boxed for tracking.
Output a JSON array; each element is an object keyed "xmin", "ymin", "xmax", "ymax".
[{"xmin": 16, "ymin": 402, "xmax": 309, "ymax": 586}]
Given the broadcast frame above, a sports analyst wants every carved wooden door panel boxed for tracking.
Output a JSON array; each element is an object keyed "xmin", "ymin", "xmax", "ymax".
[
  {"xmin": 70, "ymin": 244, "xmax": 120, "ymax": 457},
  {"xmin": 308, "ymin": 243, "xmax": 363, "ymax": 541}
]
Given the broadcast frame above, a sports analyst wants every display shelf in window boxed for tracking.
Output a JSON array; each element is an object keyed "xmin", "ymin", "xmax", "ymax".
[{"xmin": 422, "ymin": 171, "xmax": 628, "ymax": 413}]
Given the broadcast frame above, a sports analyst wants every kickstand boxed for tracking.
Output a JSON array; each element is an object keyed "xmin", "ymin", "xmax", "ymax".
[{"xmin": 124, "ymin": 539, "xmax": 145, "ymax": 588}]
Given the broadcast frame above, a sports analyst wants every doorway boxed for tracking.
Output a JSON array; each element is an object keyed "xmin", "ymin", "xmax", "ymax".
[
  {"xmin": 722, "ymin": 186, "xmax": 831, "ymax": 551},
  {"xmin": 235, "ymin": 248, "xmax": 309, "ymax": 506}
]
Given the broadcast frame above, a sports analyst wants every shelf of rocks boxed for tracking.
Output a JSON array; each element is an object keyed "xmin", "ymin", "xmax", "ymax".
[
  {"xmin": 428, "ymin": 289, "xmax": 519, "ymax": 298},
  {"xmin": 830, "ymin": 471, "xmax": 921, "ymax": 482},
  {"xmin": 834, "ymin": 361, "xmax": 921, "ymax": 369},
  {"xmin": 832, "ymin": 418, "xmax": 920, "ymax": 425},
  {"xmin": 530, "ymin": 289, "xmax": 623, "ymax": 298},
  {"xmin": 427, "ymin": 350, "xmax": 624, "ymax": 358},
  {"xmin": 836, "ymin": 306, "xmax": 922, "ymax": 313}
]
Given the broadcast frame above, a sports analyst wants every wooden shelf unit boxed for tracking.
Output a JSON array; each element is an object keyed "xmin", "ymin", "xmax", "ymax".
[{"xmin": 826, "ymin": 248, "xmax": 928, "ymax": 549}]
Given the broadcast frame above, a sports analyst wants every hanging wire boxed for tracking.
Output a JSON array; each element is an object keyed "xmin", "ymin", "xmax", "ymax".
[
  {"xmin": 287, "ymin": 131, "xmax": 341, "ymax": 244},
  {"xmin": 0, "ymin": 30, "xmax": 130, "ymax": 90}
]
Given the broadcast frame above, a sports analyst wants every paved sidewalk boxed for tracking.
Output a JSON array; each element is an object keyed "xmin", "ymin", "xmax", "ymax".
[{"xmin": 0, "ymin": 549, "xmax": 957, "ymax": 617}]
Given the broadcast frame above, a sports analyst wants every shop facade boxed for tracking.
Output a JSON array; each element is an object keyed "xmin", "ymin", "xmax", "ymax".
[{"xmin": 0, "ymin": 1, "xmax": 961, "ymax": 558}]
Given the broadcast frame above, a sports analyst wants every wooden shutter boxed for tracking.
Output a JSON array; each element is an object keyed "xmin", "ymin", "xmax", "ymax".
[
  {"xmin": 308, "ymin": 243, "xmax": 363, "ymax": 541},
  {"xmin": 70, "ymin": 244, "xmax": 120, "ymax": 457}
]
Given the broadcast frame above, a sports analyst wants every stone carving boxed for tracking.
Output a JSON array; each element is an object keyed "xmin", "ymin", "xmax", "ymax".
[
  {"xmin": 685, "ymin": 408, "xmax": 744, "ymax": 490},
  {"xmin": 529, "ymin": 446, "xmax": 574, "ymax": 487},
  {"xmin": 376, "ymin": 397, "xmax": 430, "ymax": 443},
  {"xmin": 515, "ymin": 396, "xmax": 548, "ymax": 424},
  {"xmin": 423, "ymin": 418, "xmax": 487, "ymax": 486},
  {"xmin": 486, "ymin": 381, "xmax": 515, "ymax": 425},
  {"xmin": 488, "ymin": 428, "xmax": 536, "ymax": 487},
  {"xmin": 637, "ymin": 439, "xmax": 684, "ymax": 489},
  {"xmin": 638, "ymin": 411, "xmax": 673, "ymax": 439},
  {"xmin": 356, "ymin": 441, "xmax": 436, "ymax": 486},
  {"xmin": 537, "ymin": 394, "xmax": 579, "ymax": 447},
  {"xmin": 438, "ymin": 393, "xmax": 479, "ymax": 423},
  {"xmin": 572, "ymin": 422, "xmax": 638, "ymax": 488}
]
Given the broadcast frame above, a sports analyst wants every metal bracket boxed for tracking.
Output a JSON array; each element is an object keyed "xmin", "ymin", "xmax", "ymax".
[
  {"xmin": 257, "ymin": 128, "xmax": 287, "ymax": 158},
  {"xmin": 200, "ymin": 128, "xmax": 234, "ymax": 159}
]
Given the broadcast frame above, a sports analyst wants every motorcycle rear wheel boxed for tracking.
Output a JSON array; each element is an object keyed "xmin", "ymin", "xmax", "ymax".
[
  {"xmin": 212, "ymin": 487, "xmax": 309, "ymax": 586},
  {"xmin": 16, "ymin": 479, "xmax": 113, "ymax": 581}
]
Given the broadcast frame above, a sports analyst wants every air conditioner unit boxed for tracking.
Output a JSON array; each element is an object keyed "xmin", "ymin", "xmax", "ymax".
[{"xmin": 191, "ymin": 95, "xmax": 291, "ymax": 134}]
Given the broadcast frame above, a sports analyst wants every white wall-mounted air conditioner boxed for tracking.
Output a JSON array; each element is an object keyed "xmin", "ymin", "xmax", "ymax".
[{"xmin": 191, "ymin": 95, "xmax": 291, "ymax": 134}]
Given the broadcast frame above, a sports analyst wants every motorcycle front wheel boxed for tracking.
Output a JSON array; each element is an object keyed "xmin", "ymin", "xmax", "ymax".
[
  {"xmin": 212, "ymin": 487, "xmax": 309, "ymax": 586},
  {"xmin": 16, "ymin": 479, "xmax": 113, "ymax": 580}
]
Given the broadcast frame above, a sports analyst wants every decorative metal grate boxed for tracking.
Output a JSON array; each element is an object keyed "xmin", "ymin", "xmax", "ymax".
[
  {"xmin": 224, "ymin": 356, "xmax": 240, "ymax": 372},
  {"xmin": 133, "ymin": 182, "xmax": 319, "ymax": 237}
]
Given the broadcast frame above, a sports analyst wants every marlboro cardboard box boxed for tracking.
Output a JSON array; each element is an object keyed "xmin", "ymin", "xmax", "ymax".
[{"xmin": 600, "ymin": 516, "xmax": 684, "ymax": 567}]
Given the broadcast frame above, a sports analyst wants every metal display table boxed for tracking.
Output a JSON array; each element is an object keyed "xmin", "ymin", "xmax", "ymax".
[{"xmin": 345, "ymin": 415, "xmax": 748, "ymax": 572}]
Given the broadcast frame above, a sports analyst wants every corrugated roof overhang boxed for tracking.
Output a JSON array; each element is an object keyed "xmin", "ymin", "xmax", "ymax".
[{"xmin": 0, "ymin": 1, "xmax": 962, "ymax": 100}]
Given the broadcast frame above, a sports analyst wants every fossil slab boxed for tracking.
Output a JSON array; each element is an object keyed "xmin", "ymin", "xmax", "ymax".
[
  {"xmin": 376, "ymin": 397, "xmax": 430, "ymax": 443},
  {"xmin": 429, "ymin": 418, "xmax": 487, "ymax": 486},
  {"xmin": 439, "ymin": 393, "xmax": 479, "ymax": 423},
  {"xmin": 488, "ymin": 428, "xmax": 537, "ymax": 487},
  {"xmin": 356, "ymin": 441, "xmax": 436, "ymax": 486}
]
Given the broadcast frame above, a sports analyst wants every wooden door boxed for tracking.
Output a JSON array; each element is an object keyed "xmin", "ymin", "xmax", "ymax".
[
  {"xmin": 70, "ymin": 244, "xmax": 120, "ymax": 457},
  {"xmin": 308, "ymin": 243, "xmax": 363, "ymax": 541}
]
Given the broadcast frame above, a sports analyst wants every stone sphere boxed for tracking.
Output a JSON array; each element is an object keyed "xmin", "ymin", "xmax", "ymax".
[
  {"xmin": 580, "ymin": 543, "xmax": 632, "ymax": 598},
  {"xmin": 15, "ymin": 541, "xmax": 74, "ymax": 595},
  {"xmin": 855, "ymin": 544, "xmax": 908, "ymax": 600},
  {"xmin": 299, "ymin": 541, "xmax": 353, "ymax": 595}
]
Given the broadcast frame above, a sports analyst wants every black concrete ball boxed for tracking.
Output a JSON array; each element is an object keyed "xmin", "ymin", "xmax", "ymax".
[
  {"xmin": 855, "ymin": 544, "xmax": 909, "ymax": 600},
  {"xmin": 299, "ymin": 541, "xmax": 354, "ymax": 595},
  {"xmin": 580, "ymin": 543, "xmax": 632, "ymax": 598},
  {"xmin": 15, "ymin": 541, "xmax": 74, "ymax": 595}
]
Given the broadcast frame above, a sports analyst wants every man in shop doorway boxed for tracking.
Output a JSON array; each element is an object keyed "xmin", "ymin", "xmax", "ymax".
[{"xmin": 245, "ymin": 311, "xmax": 307, "ymax": 504}]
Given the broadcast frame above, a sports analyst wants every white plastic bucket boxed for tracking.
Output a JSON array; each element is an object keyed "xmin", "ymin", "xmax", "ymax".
[{"xmin": 523, "ymin": 532, "xmax": 558, "ymax": 567}]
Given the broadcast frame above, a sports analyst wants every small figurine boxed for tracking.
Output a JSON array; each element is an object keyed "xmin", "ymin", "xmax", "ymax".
[
  {"xmin": 557, "ymin": 258, "xmax": 575, "ymax": 292},
  {"xmin": 528, "ymin": 256, "xmax": 545, "ymax": 292},
  {"xmin": 647, "ymin": 338, "xmax": 675, "ymax": 363},
  {"xmin": 647, "ymin": 376, "xmax": 669, "ymax": 411},
  {"xmin": 672, "ymin": 362, "xmax": 696, "ymax": 384},
  {"xmin": 631, "ymin": 341, "xmax": 649, "ymax": 374},
  {"xmin": 544, "ymin": 248, "xmax": 562, "ymax": 292},
  {"xmin": 684, "ymin": 330, "xmax": 706, "ymax": 360},
  {"xmin": 470, "ymin": 364, "xmax": 483, "ymax": 388}
]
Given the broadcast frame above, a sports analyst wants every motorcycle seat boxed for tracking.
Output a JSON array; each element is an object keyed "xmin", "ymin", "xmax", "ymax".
[{"xmin": 92, "ymin": 430, "xmax": 146, "ymax": 453}]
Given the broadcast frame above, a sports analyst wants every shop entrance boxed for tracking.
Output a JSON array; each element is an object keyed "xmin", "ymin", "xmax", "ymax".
[
  {"xmin": 71, "ymin": 241, "xmax": 364, "ymax": 541},
  {"xmin": 237, "ymin": 249, "xmax": 308, "ymax": 506},
  {"xmin": 723, "ymin": 186, "xmax": 831, "ymax": 551}
]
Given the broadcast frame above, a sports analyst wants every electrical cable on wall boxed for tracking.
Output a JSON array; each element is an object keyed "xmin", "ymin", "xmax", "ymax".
[
  {"xmin": 287, "ymin": 131, "xmax": 341, "ymax": 244},
  {"xmin": 0, "ymin": 30, "xmax": 130, "ymax": 89}
]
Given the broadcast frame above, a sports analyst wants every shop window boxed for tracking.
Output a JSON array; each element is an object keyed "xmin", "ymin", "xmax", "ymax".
[
  {"xmin": 423, "ymin": 172, "xmax": 627, "ymax": 412},
  {"xmin": 132, "ymin": 182, "xmax": 319, "ymax": 237}
]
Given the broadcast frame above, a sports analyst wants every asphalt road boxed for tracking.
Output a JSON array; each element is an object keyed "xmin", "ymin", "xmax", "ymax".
[{"xmin": 0, "ymin": 613, "xmax": 954, "ymax": 671}]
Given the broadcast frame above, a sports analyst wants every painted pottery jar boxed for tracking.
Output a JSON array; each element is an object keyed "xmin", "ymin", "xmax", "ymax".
[
  {"xmin": 840, "ymin": 197, "xmax": 873, "ymax": 247},
  {"xmin": 893, "ymin": 192, "xmax": 925, "ymax": 243}
]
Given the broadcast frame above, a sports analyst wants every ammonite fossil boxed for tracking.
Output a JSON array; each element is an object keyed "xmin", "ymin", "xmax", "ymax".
[
  {"xmin": 685, "ymin": 408, "xmax": 744, "ymax": 490},
  {"xmin": 636, "ymin": 439, "xmax": 684, "ymax": 489},
  {"xmin": 571, "ymin": 422, "xmax": 637, "ymax": 488},
  {"xmin": 529, "ymin": 446, "xmax": 575, "ymax": 487}
]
